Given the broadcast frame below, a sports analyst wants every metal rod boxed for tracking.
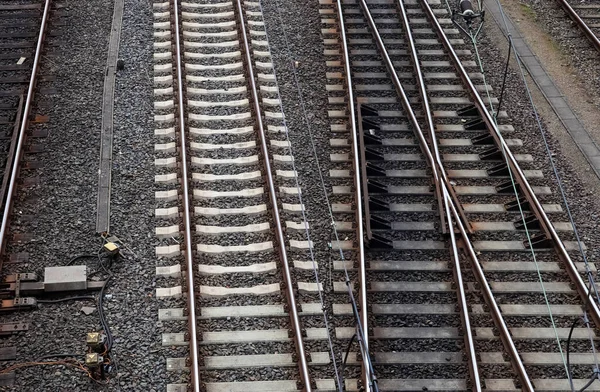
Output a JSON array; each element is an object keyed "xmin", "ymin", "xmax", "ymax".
[
  {"xmin": 358, "ymin": 0, "xmax": 441, "ymax": 188},
  {"xmin": 447, "ymin": 195, "xmax": 534, "ymax": 391},
  {"xmin": 172, "ymin": 0, "xmax": 201, "ymax": 390},
  {"xmin": 441, "ymin": 187, "xmax": 482, "ymax": 391},
  {"xmin": 233, "ymin": 0, "xmax": 312, "ymax": 389},
  {"xmin": 420, "ymin": 0, "xmax": 600, "ymax": 328},
  {"xmin": 0, "ymin": 0, "xmax": 51, "ymax": 258},
  {"xmin": 357, "ymin": 0, "xmax": 479, "ymax": 386},
  {"xmin": 334, "ymin": 0, "xmax": 371, "ymax": 389},
  {"xmin": 394, "ymin": 0, "xmax": 471, "ymax": 234}
]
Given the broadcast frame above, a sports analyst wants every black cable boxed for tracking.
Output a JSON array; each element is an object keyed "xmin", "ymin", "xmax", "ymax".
[
  {"xmin": 578, "ymin": 372, "xmax": 600, "ymax": 392},
  {"xmin": 495, "ymin": 36, "xmax": 512, "ymax": 119},
  {"xmin": 338, "ymin": 333, "xmax": 357, "ymax": 390},
  {"xmin": 97, "ymin": 276, "xmax": 113, "ymax": 352},
  {"xmin": 66, "ymin": 254, "xmax": 97, "ymax": 266},
  {"xmin": 37, "ymin": 295, "xmax": 96, "ymax": 304},
  {"xmin": 346, "ymin": 284, "xmax": 379, "ymax": 392},
  {"xmin": 97, "ymin": 248, "xmax": 114, "ymax": 277},
  {"xmin": 565, "ymin": 279, "xmax": 600, "ymax": 392},
  {"xmin": 471, "ymin": 6, "xmax": 600, "ymax": 389},
  {"xmin": 566, "ymin": 316, "xmax": 580, "ymax": 391}
]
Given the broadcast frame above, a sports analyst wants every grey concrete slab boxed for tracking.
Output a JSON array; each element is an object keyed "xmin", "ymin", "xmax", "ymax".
[
  {"xmin": 525, "ymin": 63, "xmax": 545, "ymax": 77},
  {"xmin": 566, "ymin": 124, "xmax": 594, "ymax": 142},
  {"xmin": 96, "ymin": 0, "xmax": 124, "ymax": 234},
  {"xmin": 554, "ymin": 105, "xmax": 578, "ymax": 120},
  {"xmin": 579, "ymin": 143, "xmax": 600, "ymax": 158},
  {"xmin": 375, "ymin": 351, "xmax": 463, "ymax": 364},
  {"xmin": 568, "ymin": 129, "xmax": 593, "ymax": 144},
  {"xmin": 373, "ymin": 327, "xmax": 459, "ymax": 339},
  {"xmin": 486, "ymin": 1, "xmax": 600, "ymax": 181},
  {"xmin": 548, "ymin": 97, "xmax": 569, "ymax": 108},
  {"xmin": 588, "ymin": 156, "xmax": 600, "ymax": 167},
  {"xmin": 370, "ymin": 281, "xmax": 452, "ymax": 292},
  {"xmin": 373, "ymin": 379, "xmax": 467, "ymax": 391},
  {"xmin": 535, "ymin": 76, "xmax": 555, "ymax": 88}
]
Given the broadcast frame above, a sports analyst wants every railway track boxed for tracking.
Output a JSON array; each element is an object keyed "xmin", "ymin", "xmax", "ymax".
[
  {"xmin": 321, "ymin": 0, "xmax": 600, "ymax": 390},
  {"xmin": 554, "ymin": 0, "xmax": 600, "ymax": 53},
  {"xmin": 150, "ymin": 0, "xmax": 600, "ymax": 390},
  {"xmin": 0, "ymin": 0, "xmax": 52, "ymax": 263},
  {"xmin": 153, "ymin": 0, "xmax": 344, "ymax": 390}
]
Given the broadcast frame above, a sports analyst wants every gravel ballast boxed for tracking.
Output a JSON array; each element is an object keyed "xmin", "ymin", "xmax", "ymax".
[
  {"xmin": 0, "ymin": 0, "xmax": 164, "ymax": 390},
  {"xmin": 3, "ymin": 0, "xmax": 600, "ymax": 390}
]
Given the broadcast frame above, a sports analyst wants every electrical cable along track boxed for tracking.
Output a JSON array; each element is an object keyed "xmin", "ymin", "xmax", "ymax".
[
  {"xmin": 152, "ymin": 0, "xmax": 338, "ymax": 390},
  {"xmin": 325, "ymin": 0, "xmax": 600, "ymax": 390}
]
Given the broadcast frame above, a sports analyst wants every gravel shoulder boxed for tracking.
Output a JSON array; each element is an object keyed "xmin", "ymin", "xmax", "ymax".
[{"xmin": 478, "ymin": 4, "xmax": 600, "ymax": 269}]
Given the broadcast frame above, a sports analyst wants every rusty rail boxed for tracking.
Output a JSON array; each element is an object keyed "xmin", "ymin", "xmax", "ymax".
[
  {"xmin": 0, "ymin": 0, "xmax": 51, "ymax": 259},
  {"xmin": 334, "ymin": 0, "xmax": 371, "ymax": 389},
  {"xmin": 555, "ymin": 0, "xmax": 600, "ymax": 53},
  {"xmin": 392, "ymin": 0, "xmax": 481, "ymax": 388},
  {"xmin": 171, "ymin": 0, "xmax": 201, "ymax": 390},
  {"xmin": 421, "ymin": 0, "xmax": 600, "ymax": 329},
  {"xmin": 233, "ymin": 0, "xmax": 312, "ymax": 389},
  {"xmin": 357, "ymin": 0, "xmax": 483, "ymax": 388},
  {"xmin": 417, "ymin": 0, "xmax": 600, "ymax": 389}
]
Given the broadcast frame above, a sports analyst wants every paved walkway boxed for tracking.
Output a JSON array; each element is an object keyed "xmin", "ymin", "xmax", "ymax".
[
  {"xmin": 96, "ymin": 0, "xmax": 125, "ymax": 234},
  {"xmin": 485, "ymin": 1, "xmax": 600, "ymax": 179}
]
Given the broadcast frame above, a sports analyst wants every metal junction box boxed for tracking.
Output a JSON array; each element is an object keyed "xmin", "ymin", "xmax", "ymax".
[{"xmin": 43, "ymin": 266, "xmax": 87, "ymax": 292}]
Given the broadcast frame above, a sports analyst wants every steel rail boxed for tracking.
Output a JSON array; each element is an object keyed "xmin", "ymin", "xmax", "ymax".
[
  {"xmin": 361, "ymin": 0, "xmax": 530, "ymax": 387},
  {"xmin": 447, "ymin": 192, "xmax": 535, "ymax": 392},
  {"xmin": 393, "ymin": 0, "xmax": 471, "ymax": 234},
  {"xmin": 555, "ymin": 0, "xmax": 600, "ymax": 53},
  {"xmin": 0, "ymin": 0, "xmax": 51, "ymax": 258},
  {"xmin": 441, "ymin": 188, "xmax": 482, "ymax": 391},
  {"xmin": 420, "ymin": 0, "xmax": 600, "ymax": 328},
  {"xmin": 357, "ymin": 0, "xmax": 443, "ymax": 200},
  {"xmin": 172, "ymin": 0, "xmax": 201, "ymax": 390},
  {"xmin": 392, "ymin": 1, "xmax": 481, "ymax": 388},
  {"xmin": 415, "ymin": 1, "xmax": 555, "ymax": 388},
  {"xmin": 334, "ymin": 0, "xmax": 371, "ymax": 389},
  {"xmin": 357, "ymin": 0, "xmax": 481, "ymax": 387},
  {"xmin": 233, "ymin": 0, "xmax": 311, "ymax": 389}
]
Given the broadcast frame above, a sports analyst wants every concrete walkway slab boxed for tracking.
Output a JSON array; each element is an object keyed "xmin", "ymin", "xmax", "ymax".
[{"xmin": 486, "ymin": 1, "xmax": 600, "ymax": 181}]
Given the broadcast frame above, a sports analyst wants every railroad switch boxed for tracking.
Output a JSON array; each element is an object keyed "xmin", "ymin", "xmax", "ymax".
[
  {"xmin": 0, "ymin": 273, "xmax": 37, "ymax": 311},
  {"xmin": 0, "ymin": 238, "xmax": 122, "ymax": 311}
]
